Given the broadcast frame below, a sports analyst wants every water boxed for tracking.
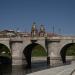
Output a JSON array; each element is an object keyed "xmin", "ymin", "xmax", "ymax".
[
  {"xmin": 0, "ymin": 61, "xmax": 49, "ymax": 75},
  {"xmin": 0, "ymin": 65, "xmax": 26, "ymax": 75},
  {"xmin": 0, "ymin": 60, "xmax": 72, "ymax": 75}
]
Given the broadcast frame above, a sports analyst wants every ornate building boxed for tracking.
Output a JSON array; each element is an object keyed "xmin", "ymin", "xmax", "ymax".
[
  {"xmin": 39, "ymin": 24, "xmax": 45, "ymax": 37},
  {"xmin": 31, "ymin": 22, "xmax": 38, "ymax": 37},
  {"xmin": 0, "ymin": 23, "xmax": 59, "ymax": 38}
]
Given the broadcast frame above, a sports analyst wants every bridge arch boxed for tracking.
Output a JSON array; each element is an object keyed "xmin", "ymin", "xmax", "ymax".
[
  {"xmin": 23, "ymin": 42, "xmax": 47, "ymax": 68},
  {"xmin": 0, "ymin": 43, "xmax": 12, "ymax": 64},
  {"xmin": 60, "ymin": 43, "xmax": 75, "ymax": 64}
]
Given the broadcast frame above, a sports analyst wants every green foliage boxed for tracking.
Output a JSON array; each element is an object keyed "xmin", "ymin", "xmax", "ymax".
[
  {"xmin": 66, "ymin": 44, "xmax": 75, "ymax": 56},
  {"xmin": 32, "ymin": 45, "xmax": 47, "ymax": 57}
]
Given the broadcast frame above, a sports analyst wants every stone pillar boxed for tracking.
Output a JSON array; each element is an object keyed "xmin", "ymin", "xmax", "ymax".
[
  {"xmin": 11, "ymin": 42, "xmax": 23, "ymax": 65},
  {"xmin": 50, "ymin": 56, "xmax": 62, "ymax": 67},
  {"xmin": 48, "ymin": 42, "xmax": 62, "ymax": 67}
]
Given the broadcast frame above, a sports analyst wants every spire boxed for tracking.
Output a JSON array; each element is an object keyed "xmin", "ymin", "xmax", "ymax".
[
  {"xmin": 39, "ymin": 24, "xmax": 45, "ymax": 37},
  {"xmin": 40, "ymin": 24, "xmax": 45, "ymax": 32},
  {"xmin": 31, "ymin": 22, "xmax": 36, "ymax": 31},
  {"xmin": 31, "ymin": 22, "xmax": 38, "ymax": 37}
]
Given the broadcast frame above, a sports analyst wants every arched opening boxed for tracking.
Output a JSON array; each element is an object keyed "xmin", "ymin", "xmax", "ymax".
[
  {"xmin": 60, "ymin": 43, "xmax": 75, "ymax": 64},
  {"xmin": 0, "ymin": 43, "xmax": 12, "ymax": 65},
  {"xmin": 23, "ymin": 43, "xmax": 47, "ymax": 68}
]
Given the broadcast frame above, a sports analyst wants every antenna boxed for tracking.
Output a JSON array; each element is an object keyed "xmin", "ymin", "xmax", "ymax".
[
  {"xmin": 52, "ymin": 25, "xmax": 55, "ymax": 34},
  {"xmin": 58, "ymin": 28, "xmax": 61, "ymax": 34},
  {"xmin": 16, "ymin": 27, "xmax": 19, "ymax": 32},
  {"xmin": 25, "ymin": 29, "xmax": 26, "ymax": 32}
]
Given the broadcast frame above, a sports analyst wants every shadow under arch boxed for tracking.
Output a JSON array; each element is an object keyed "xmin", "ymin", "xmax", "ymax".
[
  {"xmin": 60, "ymin": 43, "xmax": 75, "ymax": 64},
  {"xmin": 0, "ymin": 43, "xmax": 12, "ymax": 65},
  {"xmin": 23, "ymin": 43, "xmax": 47, "ymax": 68}
]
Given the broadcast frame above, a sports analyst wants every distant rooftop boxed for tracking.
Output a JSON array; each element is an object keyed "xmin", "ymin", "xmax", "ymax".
[{"xmin": 0, "ymin": 29, "xmax": 60, "ymax": 38}]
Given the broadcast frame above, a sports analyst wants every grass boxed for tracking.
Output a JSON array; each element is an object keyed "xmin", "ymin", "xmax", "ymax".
[{"xmin": 32, "ymin": 45, "xmax": 47, "ymax": 57}]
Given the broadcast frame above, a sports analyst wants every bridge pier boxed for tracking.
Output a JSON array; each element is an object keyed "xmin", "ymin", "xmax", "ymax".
[
  {"xmin": 50, "ymin": 57, "xmax": 63, "ymax": 67},
  {"xmin": 12, "ymin": 57, "xmax": 23, "ymax": 65},
  {"xmin": 11, "ymin": 42, "xmax": 23, "ymax": 65}
]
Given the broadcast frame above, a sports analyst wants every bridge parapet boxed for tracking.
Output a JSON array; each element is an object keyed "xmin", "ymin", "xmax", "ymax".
[
  {"xmin": 47, "ymin": 36, "xmax": 61, "ymax": 42},
  {"xmin": 30, "ymin": 37, "xmax": 46, "ymax": 42},
  {"xmin": 0, "ymin": 38, "xmax": 10, "ymax": 41},
  {"xmin": 47, "ymin": 36, "xmax": 75, "ymax": 40},
  {"xmin": 60, "ymin": 36, "xmax": 75, "ymax": 40},
  {"xmin": 10, "ymin": 37, "xmax": 23, "ymax": 42}
]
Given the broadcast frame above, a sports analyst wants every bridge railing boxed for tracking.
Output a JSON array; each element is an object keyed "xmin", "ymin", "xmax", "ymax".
[{"xmin": 47, "ymin": 36, "xmax": 75, "ymax": 40}]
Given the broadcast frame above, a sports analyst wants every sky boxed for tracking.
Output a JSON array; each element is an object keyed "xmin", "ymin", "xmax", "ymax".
[{"xmin": 0, "ymin": 0, "xmax": 75, "ymax": 35}]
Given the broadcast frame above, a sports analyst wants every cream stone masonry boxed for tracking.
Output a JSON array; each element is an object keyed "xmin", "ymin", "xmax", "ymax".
[{"xmin": 0, "ymin": 35, "xmax": 75, "ymax": 65}]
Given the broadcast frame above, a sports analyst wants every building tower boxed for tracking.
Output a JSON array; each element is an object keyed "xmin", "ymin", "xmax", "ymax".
[
  {"xmin": 39, "ymin": 24, "xmax": 45, "ymax": 37},
  {"xmin": 31, "ymin": 22, "xmax": 38, "ymax": 37}
]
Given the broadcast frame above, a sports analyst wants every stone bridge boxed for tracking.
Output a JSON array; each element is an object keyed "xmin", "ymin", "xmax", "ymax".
[{"xmin": 0, "ymin": 35, "xmax": 75, "ymax": 66}]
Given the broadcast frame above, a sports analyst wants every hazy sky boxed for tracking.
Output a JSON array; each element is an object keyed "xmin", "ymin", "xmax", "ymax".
[{"xmin": 0, "ymin": 0, "xmax": 75, "ymax": 35}]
